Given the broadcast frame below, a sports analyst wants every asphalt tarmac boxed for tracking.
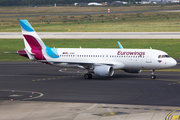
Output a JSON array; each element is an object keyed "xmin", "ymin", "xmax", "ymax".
[
  {"xmin": 0, "ymin": 61, "xmax": 179, "ymax": 106},
  {"xmin": 0, "ymin": 62, "xmax": 180, "ymax": 120}
]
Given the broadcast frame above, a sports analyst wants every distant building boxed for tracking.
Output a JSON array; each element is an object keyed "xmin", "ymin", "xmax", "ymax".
[
  {"xmin": 109, "ymin": 1, "xmax": 124, "ymax": 5},
  {"xmin": 141, "ymin": 0, "xmax": 179, "ymax": 3},
  {"xmin": 101, "ymin": 2, "xmax": 108, "ymax": 6},
  {"xmin": 88, "ymin": 2, "xmax": 102, "ymax": 6},
  {"xmin": 76, "ymin": 1, "xmax": 130, "ymax": 6},
  {"xmin": 79, "ymin": 3, "xmax": 88, "ymax": 6},
  {"xmin": 74, "ymin": 3, "xmax": 78, "ymax": 6}
]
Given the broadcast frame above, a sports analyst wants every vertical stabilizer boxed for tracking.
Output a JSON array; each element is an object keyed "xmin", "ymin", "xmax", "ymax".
[{"xmin": 19, "ymin": 19, "xmax": 46, "ymax": 60}]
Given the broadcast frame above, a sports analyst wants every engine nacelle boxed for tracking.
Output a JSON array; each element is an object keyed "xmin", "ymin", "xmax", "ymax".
[
  {"xmin": 123, "ymin": 69, "xmax": 142, "ymax": 73},
  {"xmin": 94, "ymin": 65, "xmax": 114, "ymax": 77}
]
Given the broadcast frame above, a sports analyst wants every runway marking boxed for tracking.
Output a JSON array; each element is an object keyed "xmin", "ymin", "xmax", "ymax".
[
  {"xmin": 94, "ymin": 112, "xmax": 129, "ymax": 117},
  {"xmin": 138, "ymin": 73, "xmax": 180, "ymax": 76},
  {"xmin": 0, "ymin": 73, "xmax": 83, "ymax": 82},
  {"xmin": 32, "ymin": 74, "xmax": 83, "ymax": 81},
  {"xmin": 135, "ymin": 78, "xmax": 180, "ymax": 86},
  {"xmin": 23, "ymin": 91, "xmax": 44, "ymax": 100},
  {"xmin": 0, "ymin": 89, "xmax": 44, "ymax": 101},
  {"xmin": 0, "ymin": 74, "xmax": 63, "ymax": 78},
  {"xmin": 31, "ymin": 75, "xmax": 180, "ymax": 85},
  {"xmin": 136, "ymin": 78, "xmax": 178, "ymax": 82},
  {"xmin": 165, "ymin": 109, "xmax": 178, "ymax": 120},
  {"xmin": 9, "ymin": 94, "xmax": 23, "ymax": 97},
  {"xmin": 95, "ymin": 106, "xmax": 180, "ymax": 118},
  {"xmin": 166, "ymin": 108, "xmax": 180, "ymax": 120},
  {"xmin": 171, "ymin": 115, "xmax": 180, "ymax": 120},
  {"xmin": 0, "ymin": 65, "xmax": 44, "ymax": 67},
  {"xmin": 99, "ymin": 106, "xmax": 173, "ymax": 112}
]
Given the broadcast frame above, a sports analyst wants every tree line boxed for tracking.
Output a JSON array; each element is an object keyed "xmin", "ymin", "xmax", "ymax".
[{"xmin": 0, "ymin": 0, "xmax": 139, "ymax": 6}]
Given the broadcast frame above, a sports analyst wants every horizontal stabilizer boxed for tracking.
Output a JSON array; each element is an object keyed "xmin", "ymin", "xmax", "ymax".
[{"xmin": 4, "ymin": 52, "xmax": 18, "ymax": 54}]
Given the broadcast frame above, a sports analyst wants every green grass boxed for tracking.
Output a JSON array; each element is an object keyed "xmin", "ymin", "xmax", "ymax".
[
  {"xmin": 1, "ymin": 12, "xmax": 180, "ymax": 32},
  {"xmin": 0, "ymin": 39, "xmax": 180, "ymax": 61}
]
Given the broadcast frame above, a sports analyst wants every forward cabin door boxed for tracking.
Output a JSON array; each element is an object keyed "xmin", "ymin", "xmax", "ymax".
[{"xmin": 146, "ymin": 52, "xmax": 152, "ymax": 63}]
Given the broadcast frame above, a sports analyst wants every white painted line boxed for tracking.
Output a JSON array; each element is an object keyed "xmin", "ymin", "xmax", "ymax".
[
  {"xmin": 0, "ymin": 89, "xmax": 44, "ymax": 100},
  {"xmin": 23, "ymin": 92, "xmax": 44, "ymax": 100}
]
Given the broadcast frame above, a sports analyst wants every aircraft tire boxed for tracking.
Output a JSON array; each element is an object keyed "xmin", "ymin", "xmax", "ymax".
[
  {"xmin": 151, "ymin": 75, "xmax": 156, "ymax": 79},
  {"xmin": 84, "ymin": 74, "xmax": 92, "ymax": 79},
  {"xmin": 89, "ymin": 74, "xmax": 92, "ymax": 79}
]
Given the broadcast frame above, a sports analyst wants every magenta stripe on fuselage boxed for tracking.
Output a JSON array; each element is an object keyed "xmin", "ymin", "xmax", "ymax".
[{"xmin": 23, "ymin": 35, "xmax": 46, "ymax": 60}]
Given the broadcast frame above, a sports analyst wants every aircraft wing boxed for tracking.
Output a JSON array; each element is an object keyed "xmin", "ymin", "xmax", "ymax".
[{"xmin": 37, "ymin": 60, "xmax": 125, "ymax": 69}]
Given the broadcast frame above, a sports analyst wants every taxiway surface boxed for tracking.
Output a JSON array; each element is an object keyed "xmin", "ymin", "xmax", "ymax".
[
  {"xmin": 0, "ymin": 61, "xmax": 180, "ymax": 105},
  {"xmin": 0, "ymin": 62, "xmax": 180, "ymax": 120}
]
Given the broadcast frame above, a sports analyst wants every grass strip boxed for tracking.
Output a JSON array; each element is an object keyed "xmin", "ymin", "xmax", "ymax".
[{"xmin": 1, "ymin": 12, "xmax": 180, "ymax": 32}]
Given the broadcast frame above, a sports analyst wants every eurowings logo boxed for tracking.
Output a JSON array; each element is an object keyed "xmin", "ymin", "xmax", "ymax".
[
  {"xmin": 158, "ymin": 60, "xmax": 162, "ymax": 63},
  {"xmin": 117, "ymin": 51, "xmax": 145, "ymax": 56}
]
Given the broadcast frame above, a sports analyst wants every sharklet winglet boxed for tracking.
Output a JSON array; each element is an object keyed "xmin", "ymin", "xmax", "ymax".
[{"xmin": 117, "ymin": 41, "xmax": 124, "ymax": 49}]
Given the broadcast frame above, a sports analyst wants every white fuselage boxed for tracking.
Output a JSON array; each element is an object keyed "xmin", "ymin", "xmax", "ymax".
[
  {"xmin": 18, "ymin": 19, "xmax": 177, "ymax": 79},
  {"xmin": 43, "ymin": 48, "xmax": 177, "ymax": 70}
]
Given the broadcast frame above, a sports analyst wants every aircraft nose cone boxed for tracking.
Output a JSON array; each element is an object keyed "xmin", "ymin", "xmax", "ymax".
[{"xmin": 171, "ymin": 59, "xmax": 177, "ymax": 67}]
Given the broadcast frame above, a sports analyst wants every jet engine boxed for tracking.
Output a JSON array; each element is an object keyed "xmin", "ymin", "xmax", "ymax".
[
  {"xmin": 123, "ymin": 69, "xmax": 142, "ymax": 73},
  {"xmin": 94, "ymin": 65, "xmax": 114, "ymax": 77}
]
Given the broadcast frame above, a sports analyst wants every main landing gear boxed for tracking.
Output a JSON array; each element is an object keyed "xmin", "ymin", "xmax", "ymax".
[
  {"xmin": 84, "ymin": 73, "xmax": 92, "ymax": 79},
  {"xmin": 150, "ymin": 70, "xmax": 156, "ymax": 79}
]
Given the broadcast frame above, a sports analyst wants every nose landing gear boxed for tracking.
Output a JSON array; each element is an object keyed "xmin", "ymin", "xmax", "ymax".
[{"xmin": 150, "ymin": 70, "xmax": 156, "ymax": 79}]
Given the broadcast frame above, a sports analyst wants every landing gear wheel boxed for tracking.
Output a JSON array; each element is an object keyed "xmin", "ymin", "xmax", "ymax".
[
  {"xmin": 84, "ymin": 74, "xmax": 92, "ymax": 79},
  {"xmin": 151, "ymin": 75, "xmax": 156, "ymax": 79},
  {"xmin": 89, "ymin": 74, "xmax": 92, "ymax": 79},
  {"xmin": 150, "ymin": 70, "xmax": 156, "ymax": 79},
  {"xmin": 84, "ymin": 74, "xmax": 89, "ymax": 79}
]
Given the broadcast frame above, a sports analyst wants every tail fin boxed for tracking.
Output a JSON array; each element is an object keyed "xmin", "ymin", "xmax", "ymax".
[{"xmin": 19, "ymin": 19, "xmax": 46, "ymax": 60}]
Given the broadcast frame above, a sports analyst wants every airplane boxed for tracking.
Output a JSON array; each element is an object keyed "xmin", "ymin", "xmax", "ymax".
[{"xmin": 17, "ymin": 19, "xmax": 177, "ymax": 79}]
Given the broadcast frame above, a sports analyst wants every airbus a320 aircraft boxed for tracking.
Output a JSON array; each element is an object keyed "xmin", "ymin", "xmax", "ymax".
[{"xmin": 17, "ymin": 19, "xmax": 177, "ymax": 79}]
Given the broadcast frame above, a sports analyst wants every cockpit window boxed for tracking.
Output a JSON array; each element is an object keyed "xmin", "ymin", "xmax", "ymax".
[
  {"xmin": 165, "ymin": 55, "xmax": 170, "ymax": 58},
  {"xmin": 158, "ymin": 55, "xmax": 170, "ymax": 58}
]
